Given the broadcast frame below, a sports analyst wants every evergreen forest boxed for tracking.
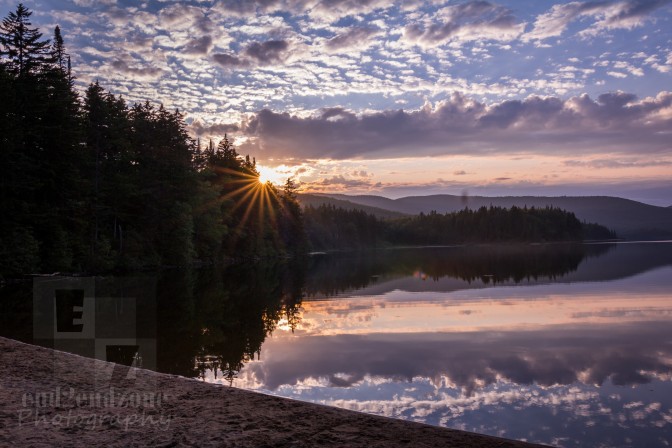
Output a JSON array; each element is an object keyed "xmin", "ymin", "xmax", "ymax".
[
  {"xmin": 0, "ymin": 4, "xmax": 305, "ymax": 276},
  {"xmin": 303, "ymin": 204, "xmax": 616, "ymax": 251}
]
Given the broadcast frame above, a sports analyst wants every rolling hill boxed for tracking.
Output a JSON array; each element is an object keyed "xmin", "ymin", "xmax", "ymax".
[
  {"xmin": 298, "ymin": 194, "xmax": 407, "ymax": 219},
  {"xmin": 319, "ymin": 194, "xmax": 672, "ymax": 240}
]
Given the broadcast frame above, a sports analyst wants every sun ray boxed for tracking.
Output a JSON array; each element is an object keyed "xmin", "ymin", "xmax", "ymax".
[
  {"xmin": 220, "ymin": 182, "xmax": 258, "ymax": 203},
  {"xmin": 192, "ymin": 165, "xmax": 285, "ymax": 253},
  {"xmin": 192, "ymin": 164, "xmax": 259, "ymax": 210},
  {"xmin": 261, "ymin": 185, "xmax": 276, "ymax": 223},
  {"xmin": 236, "ymin": 186, "xmax": 263, "ymax": 234},
  {"xmin": 230, "ymin": 183, "xmax": 261, "ymax": 214}
]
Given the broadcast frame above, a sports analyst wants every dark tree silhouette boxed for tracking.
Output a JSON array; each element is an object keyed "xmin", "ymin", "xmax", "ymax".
[
  {"xmin": 0, "ymin": 5, "xmax": 307, "ymax": 276},
  {"xmin": 0, "ymin": 3, "xmax": 50, "ymax": 77}
]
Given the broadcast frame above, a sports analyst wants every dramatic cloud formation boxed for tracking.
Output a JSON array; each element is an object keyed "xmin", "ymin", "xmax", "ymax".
[{"xmin": 239, "ymin": 91, "xmax": 672, "ymax": 160}]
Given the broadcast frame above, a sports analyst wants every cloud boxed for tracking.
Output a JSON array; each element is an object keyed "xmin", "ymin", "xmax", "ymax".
[
  {"xmin": 643, "ymin": 51, "xmax": 672, "ymax": 73},
  {"xmin": 110, "ymin": 59, "xmax": 163, "ymax": 80},
  {"xmin": 238, "ymin": 91, "xmax": 672, "ymax": 160},
  {"xmin": 403, "ymin": 1, "xmax": 525, "ymax": 47},
  {"xmin": 325, "ymin": 26, "xmax": 380, "ymax": 52},
  {"xmin": 308, "ymin": 174, "xmax": 375, "ymax": 189},
  {"xmin": 614, "ymin": 60, "xmax": 644, "ymax": 76},
  {"xmin": 73, "ymin": 0, "xmax": 116, "ymax": 6},
  {"xmin": 183, "ymin": 35, "xmax": 213, "ymax": 55},
  {"xmin": 212, "ymin": 39, "xmax": 291, "ymax": 69},
  {"xmin": 320, "ymin": 107, "xmax": 357, "ymax": 121},
  {"xmin": 30, "ymin": 0, "xmax": 671, "ymax": 192},
  {"xmin": 213, "ymin": 0, "xmax": 390, "ymax": 21},
  {"xmin": 563, "ymin": 158, "xmax": 672, "ymax": 168},
  {"xmin": 525, "ymin": 0, "xmax": 672, "ymax": 41},
  {"xmin": 607, "ymin": 70, "xmax": 628, "ymax": 78},
  {"xmin": 212, "ymin": 53, "xmax": 249, "ymax": 68},
  {"xmin": 309, "ymin": 0, "xmax": 391, "ymax": 21},
  {"xmin": 244, "ymin": 39, "xmax": 289, "ymax": 63},
  {"xmin": 189, "ymin": 120, "xmax": 241, "ymax": 137},
  {"xmin": 213, "ymin": 0, "xmax": 286, "ymax": 17},
  {"xmin": 591, "ymin": 0, "xmax": 672, "ymax": 31},
  {"xmin": 159, "ymin": 3, "xmax": 207, "ymax": 31}
]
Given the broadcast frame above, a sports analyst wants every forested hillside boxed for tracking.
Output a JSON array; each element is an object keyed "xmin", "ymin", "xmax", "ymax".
[
  {"xmin": 299, "ymin": 194, "xmax": 406, "ymax": 219},
  {"xmin": 324, "ymin": 194, "xmax": 672, "ymax": 240},
  {"xmin": 303, "ymin": 205, "xmax": 615, "ymax": 250}
]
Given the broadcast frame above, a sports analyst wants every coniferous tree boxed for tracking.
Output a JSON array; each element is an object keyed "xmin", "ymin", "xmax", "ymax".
[
  {"xmin": 0, "ymin": 3, "xmax": 50, "ymax": 77},
  {"xmin": 52, "ymin": 25, "xmax": 66, "ymax": 71},
  {"xmin": 0, "ymin": 4, "xmax": 63, "ymax": 273},
  {"xmin": 279, "ymin": 178, "xmax": 307, "ymax": 254},
  {"xmin": 34, "ymin": 25, "xmax": 86, "ymax": 270},
  {"xmin": 84, "ymin": 82, "xmax": 135, "ymax": 269},
  {"xmin": 0, "ymin": 58, "xmax": 41, "ymax": 273}
]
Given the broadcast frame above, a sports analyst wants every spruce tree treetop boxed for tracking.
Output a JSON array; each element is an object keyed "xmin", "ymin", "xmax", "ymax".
[
  {"xmin": 0, "ymin": 3, "xmax": 51, "ymax": 77},
  {"xmin": 52, "ymin": 25, "xmax": 67, "ymax": 72},
  {"xmin": 217, "ymin": 134, "xmax": 239, "ymax": 163},
  {"xmin": 283, "ymin": 178, "xmax": 298, "ymax": 201}
]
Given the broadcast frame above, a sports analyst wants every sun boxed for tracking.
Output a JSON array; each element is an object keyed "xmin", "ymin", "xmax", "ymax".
[
  {"xmin": 256, "ymin": 165, "xmax": 281, "ymax": 185},
  {"xmin": 258, "ymin": 171, "xmax": 270, "ymax": 184}
]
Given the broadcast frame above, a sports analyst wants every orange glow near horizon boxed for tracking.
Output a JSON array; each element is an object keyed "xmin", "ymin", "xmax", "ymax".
[
  {"xmin": 265, "ymin": 154, "xmax": 672, "ymax": 201},
  {"xmin": 273, "ymin": 278, "xmax": 672, "ymax": 337}
]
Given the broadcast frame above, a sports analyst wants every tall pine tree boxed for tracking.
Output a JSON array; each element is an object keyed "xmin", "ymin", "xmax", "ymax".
[{"xmin": 0, "ymin": 3, "xmax": 50, "ymax": 77}]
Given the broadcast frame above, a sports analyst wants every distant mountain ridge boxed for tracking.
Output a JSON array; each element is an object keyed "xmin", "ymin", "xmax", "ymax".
[
  {"xmin": 314, "ymin": 194, "xmax": 672, "ymax": 240},
  {"xmin": 298, "ymin": 194, "xmax": 407, "ymax": 219}
]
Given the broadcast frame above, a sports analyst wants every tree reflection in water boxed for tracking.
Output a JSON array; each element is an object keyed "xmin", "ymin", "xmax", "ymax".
[
  {"xmin": 155, "ymin": 259, "xmax": 305, "ymax": 383},
  {"xmin": 153, "ymin": 243, "xmax": 620, "ymax": 383}
]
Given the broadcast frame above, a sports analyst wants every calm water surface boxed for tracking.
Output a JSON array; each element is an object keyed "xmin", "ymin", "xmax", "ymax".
[{"xmin": 2, "ymin": 242, "xmax": 671, "ymax": 447}]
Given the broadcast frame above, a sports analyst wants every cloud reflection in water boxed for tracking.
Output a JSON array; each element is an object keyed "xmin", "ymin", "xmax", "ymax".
[
  {"xmin": 230, "ymin": 271, "xmax": 672, "ymax": 446},
  {"xmin": 202, "ymin": 244, "xmax": 672, "ymax": 447}
]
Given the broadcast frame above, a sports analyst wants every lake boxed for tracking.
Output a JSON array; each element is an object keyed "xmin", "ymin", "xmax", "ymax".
[{"xmin": 2, "ymin": 242, "xmax": 671, "ymax": 447}]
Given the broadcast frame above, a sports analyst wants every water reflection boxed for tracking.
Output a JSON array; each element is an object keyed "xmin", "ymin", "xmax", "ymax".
[
  {"xmin": 236, "ymin": 321, "xmax": 672, "ymax": 391},
  {"xmin": 2, "ymin": 242, "xmax": 672, "ymax": 447},
  {"xmin": 303, "ymin": 243, "xmax": 614, "ymax": 297},
  {"xmin": 226, "ymin": 243, "xmax": 672, "ymax": 447},
  {"xmin": 155, "ymin": 262, "xmax": 305, "ymax": 382}
]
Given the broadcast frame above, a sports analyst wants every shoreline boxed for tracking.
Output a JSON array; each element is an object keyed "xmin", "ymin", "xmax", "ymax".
[
  {"xmin": 0, "ymin": 337, "xmax": 549, "ymax": 447},
  {"xmin": 2, "ymin": 239, "xmax": 631, "ymax": 284}
]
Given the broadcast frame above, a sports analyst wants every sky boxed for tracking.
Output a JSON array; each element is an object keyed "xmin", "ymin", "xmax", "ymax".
[{"xmin": 8, "ymin": 0, "xmax": 672, "ymax": 204}]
